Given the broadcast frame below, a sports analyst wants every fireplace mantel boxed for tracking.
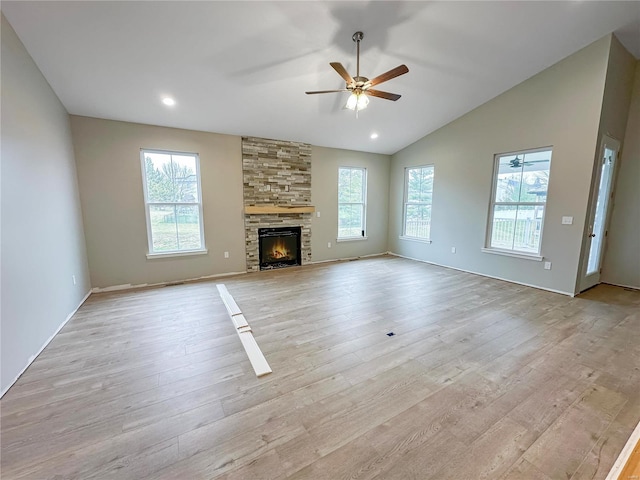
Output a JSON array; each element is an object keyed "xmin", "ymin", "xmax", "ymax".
[{"xmin": 244, "ymin": 205, "xmax": 315, "ymax": 215}]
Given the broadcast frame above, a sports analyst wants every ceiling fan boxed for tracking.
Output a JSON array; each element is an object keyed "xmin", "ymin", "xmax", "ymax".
[
  {"xmin": 509, "ymin": 157, "xmax": 533, "ymax": 168},
  {"xmin": 305, "ymin": 31, "xmax": 409, "ymax": 114},
  {"xmin": 509, "ymin": 156, "xmax": 551, "ymax": 168}
]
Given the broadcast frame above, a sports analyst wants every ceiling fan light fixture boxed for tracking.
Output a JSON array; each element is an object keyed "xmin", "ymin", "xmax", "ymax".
[
  {"xmin": 345, "ymin": 92, "xmax": 369, "ymax": 111},
  {"xmin": 357, "ymin": 93, "xmax": 369, "ymax": 110},
  {"xmin": 345, "ymin": 92, "xmax": 358, "ymax": 110}
]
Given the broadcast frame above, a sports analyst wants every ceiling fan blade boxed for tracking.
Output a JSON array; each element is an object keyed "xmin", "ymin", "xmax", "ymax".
[
  {"xmin": 305, "ymin": 89, "xmax": 349, "ymax": 95},
  {"xmin": 330, "ymin": 62, "xmax": 354, "ymax": 84},
  {"xmin": 366, "ymin": 89, "xmax": 401, "ymax": 101},
  {"xmin": 367, "ymin": 65, "xmax": 409, "ymax": 87}
]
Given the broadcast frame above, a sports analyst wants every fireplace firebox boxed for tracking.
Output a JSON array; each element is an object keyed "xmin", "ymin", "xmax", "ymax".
[{"xmin": 258, "ymin": 226, "xmax": 302, "ymax": 270}]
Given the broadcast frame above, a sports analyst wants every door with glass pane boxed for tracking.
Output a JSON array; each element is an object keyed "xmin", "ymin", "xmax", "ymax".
[{"xmin": 579, "ymin": 136, "xmax": 619, "ymax": 292}]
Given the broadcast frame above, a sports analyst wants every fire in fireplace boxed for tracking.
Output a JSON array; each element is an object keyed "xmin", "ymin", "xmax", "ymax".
[{"xmin": 258, "ymin": 226, "xmax": 302, "ymax": 270}]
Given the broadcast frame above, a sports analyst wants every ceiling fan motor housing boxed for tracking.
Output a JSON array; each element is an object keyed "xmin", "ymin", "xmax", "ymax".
[{"xmin": 349, "ymin": 76, "xmax": 370, "ymax": 93}]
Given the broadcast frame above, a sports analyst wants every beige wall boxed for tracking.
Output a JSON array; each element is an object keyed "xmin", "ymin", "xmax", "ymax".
[
  {"xmin": 311, "ymin": 146, "xmax": 391, "ymax": 262},
  {"xmin": 602, "ymin": 60, "xmax": 640, "ymax": 288},
  {"xmin": 70, "ymin": 118, "xmax": 390, "ymax": 288},
  {"xmin": 70, "ymin": 116, "xmax": 247, "ymax": 289},
  {"xmin": 388, "ymin": 36, "xmax": 613, "ymax": 295},
  {"xmin": 577, "ymin": 36, "xmax": 636, "ymax": 291},
  {"xmin": 1, "ymin": 14, "xmax": 90, "ymax": 394}
]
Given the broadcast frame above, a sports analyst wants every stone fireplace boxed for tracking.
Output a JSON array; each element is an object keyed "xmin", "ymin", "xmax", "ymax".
[{"xmin": 242, "ymin": 137, "xmax": 313, "ymax": 272}]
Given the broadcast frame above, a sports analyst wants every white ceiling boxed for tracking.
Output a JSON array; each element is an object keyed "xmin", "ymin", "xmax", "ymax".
[{"xmin": 3, "ymin": 1, "xmax": 639, "ymax": 155}]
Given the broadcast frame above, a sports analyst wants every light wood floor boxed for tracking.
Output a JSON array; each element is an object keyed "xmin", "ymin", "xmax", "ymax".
[{"xmin": 1, "ymin": 255, "xmax": 639, "ymax": 479}]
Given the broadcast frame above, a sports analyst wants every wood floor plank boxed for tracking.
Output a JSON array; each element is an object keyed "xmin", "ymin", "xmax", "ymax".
[
  {"xmin": 1, "ymin": 255, "xmax": 638, "ymax": 479},
  {"xmin": 500, "ymin": 458, "xmax": 553, "ymax": 480},
  {"xmin": 432, "ymin": 416, "xmax": 536, "ymax": 480},
  {"xmin": 506, "ymin": 371, "xmax": 590, "ymax": 436},
  {"xmin": 571, "ymin": 418, "xmax": 637, "ymax": 480},
  {"xmin": 286, "ymin": 381, "xmax": 472, "ymax": 479},
  {"xmin": 370, "ymin": 430, "xmax": 468, "ymax": 480},
  {"xmin": 4, "ymin": 398, "xmax": 225, "ymax": 479},
  {"xmin": 522, "ymin": 384, "xmax": 628, "ymax": 479},
  {"xmin": 213, "ymin": 448, "xmax": 287, "ymax": 480}
]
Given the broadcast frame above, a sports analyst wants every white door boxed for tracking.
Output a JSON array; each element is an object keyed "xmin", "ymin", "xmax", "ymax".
[{"xmin": 579, "ymin": 135, "xmax": 619, "ymax": 292}]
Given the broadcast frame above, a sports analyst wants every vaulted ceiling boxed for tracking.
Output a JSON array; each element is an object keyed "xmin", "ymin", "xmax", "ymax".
[{"xmin": 3, "ymin": 1, "xmax": 639, "ymax": 155}]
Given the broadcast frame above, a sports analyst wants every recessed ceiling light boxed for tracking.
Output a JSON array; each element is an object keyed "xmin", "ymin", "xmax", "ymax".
[
  {"xmin": 162, "ymin": 97, "xmax": 176, "ymax": 106},
  {"xmin": 370, "ymin": 133, "xmax": 379, "ymax": 139}
]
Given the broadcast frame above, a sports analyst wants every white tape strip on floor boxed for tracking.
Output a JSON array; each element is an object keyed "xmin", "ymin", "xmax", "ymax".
[{"xmin": 216, "ymin": 284, "xmax": 272, "ymax": 377}]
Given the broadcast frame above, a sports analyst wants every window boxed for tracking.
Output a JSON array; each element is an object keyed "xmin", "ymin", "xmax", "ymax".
[
  {"xmin": 486, "ymin": 147, "xmax": 552, "ymax": 256},
  {"xmin": 403, "ymin": 165, "xmax": 434, "ymax": 241},
  {"xmin": 338, "ymin": 167, "xmax": 366, "ymax": 239},
  {"xmin": 140, "ymin": 149, "xmax": 205, "ymax": 256}
]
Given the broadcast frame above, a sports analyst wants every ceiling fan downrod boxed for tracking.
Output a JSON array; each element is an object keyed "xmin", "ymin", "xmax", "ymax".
[{"xmin": 353, "ymin": 31, "xmax": 363, "ymax": 79}]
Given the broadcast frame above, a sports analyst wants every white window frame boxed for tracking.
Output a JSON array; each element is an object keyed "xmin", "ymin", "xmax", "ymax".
[
  {"xmin": 140, "ymin": 149, "xmax": 206, "ymax": 258},
  {"xmin": 483, "ymin": 146, "xmax": 552, "ymax": 261},
  {"xmin": 401, "ymin": 165, "xmax": 434, "ymax": 243},
  {"xmin": 337, "ymin": 166, "xmax": 367, "ymax": 241}
]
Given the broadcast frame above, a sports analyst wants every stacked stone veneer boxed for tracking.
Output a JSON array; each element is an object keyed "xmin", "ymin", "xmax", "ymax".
[{"xmin": 242, "ymin": 137, "xmax": 312, "ymax": 272}]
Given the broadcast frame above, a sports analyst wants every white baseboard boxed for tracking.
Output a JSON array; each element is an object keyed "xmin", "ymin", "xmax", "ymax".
[
  {"xmin": 602, "ymin": 282, "xmax": 640, "ymax": 291},
  {"xmin": 388, "ymin": 251, "xmax": 575, "ymax": 297},
  {"xmin": 216, "ymin": 284, "xmax": 271, "ymax": 377},
  {"xmin": 91, "ymin": 270, "xmax": 247, "ymax": 293},
  {"xmin": 1, "ymin": 290, "xmax": 92, "ymax": 398},
  {"xmin": 309, "ymin": 251, "xmax": 387, "ymax": 265}
]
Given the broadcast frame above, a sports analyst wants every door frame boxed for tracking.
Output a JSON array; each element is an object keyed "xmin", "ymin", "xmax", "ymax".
[{"xmin": 578, "ymin": 134, "xmax": 620, "ymax": 293}]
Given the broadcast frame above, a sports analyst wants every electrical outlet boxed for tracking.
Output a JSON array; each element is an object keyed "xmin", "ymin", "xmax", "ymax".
[
  {"xmin": 544, "ymin": 261, "xmax": 552, "ymax": 270},
  {"xmin": 451, "ymin": 247, "xmax": 456, "ymax": 254},
  {"xmin": 72, "ymin": 275, "xmax": 76, "ymax": 285},
  {"xmin": 224, "ymin": 251, "xmax": 229, "ymax": 258},
  {"xmin": 328, "ymin": 242, "xmax": 332, "ymax": 248}
]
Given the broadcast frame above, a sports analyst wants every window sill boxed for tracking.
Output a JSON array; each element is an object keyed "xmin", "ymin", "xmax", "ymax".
[
  {"xmin": 399, "ymin": 235, "xmax": 432, "ymax": 244},
  {"xmin": 146, "ymin": 249, "xmax": 208, "ymax": 260},
  {"xmin": 336, "ymin": 236, "xmax": 368, "ymax": 243},
  {"xmin": 481, "ymin": 247, "xmax": 543, "ymax": 262}
]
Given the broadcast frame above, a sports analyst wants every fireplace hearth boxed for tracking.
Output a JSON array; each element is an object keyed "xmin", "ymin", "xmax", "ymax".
[{"xmin": 258, "ymin": 226, "xmax": 302, "ymax": 270}]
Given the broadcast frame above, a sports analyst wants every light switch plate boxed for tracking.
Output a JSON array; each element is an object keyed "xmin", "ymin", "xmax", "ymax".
[{"xmin": 562, "ymin": 216, "xmax": 573, "ymax": 225}]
